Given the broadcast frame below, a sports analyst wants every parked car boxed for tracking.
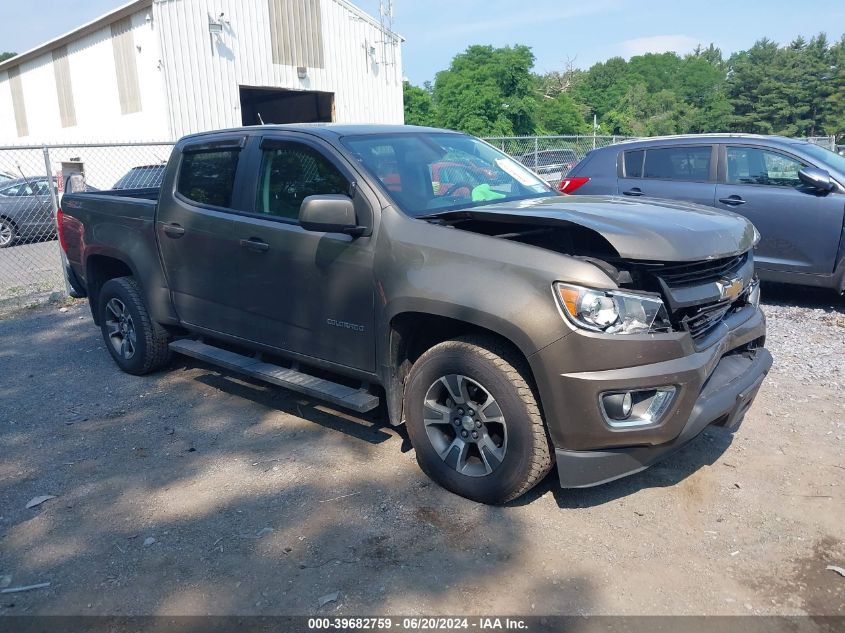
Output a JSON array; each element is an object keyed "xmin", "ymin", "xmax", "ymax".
[
  {"xmin": 517, "ymin": 148, "xmax": 579, "ymax": 183},
  {"xmin": 112, "ymin": 164, "xmax": 166, "ymax": 190},
  {"xmin": 59, "ymin": 125, "xmax": 771, "ymax": 504},
  {"xmin": 0, "ymin": 177, "xmax": 57, "ymax": 248},
  {"xmin": 565, "ymin": 134, "xmax": 845, "ymax": 292}
]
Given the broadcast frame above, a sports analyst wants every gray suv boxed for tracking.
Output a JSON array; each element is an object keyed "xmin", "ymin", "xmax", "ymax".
[{"xmin": 566, "ymin": 134, "xmax": 845, "ymax": 292}]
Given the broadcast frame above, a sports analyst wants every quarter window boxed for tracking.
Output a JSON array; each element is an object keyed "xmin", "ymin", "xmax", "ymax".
[
  {"xmin": 623, "ymin": 150, "xmax": 644, "ymax": 178},
  {"xmin": 177, "ymin": 150, "xmax": 240, "ymax": 208},
  {"xmin": 726, "ymin": 146, "xmax": 805, "ymax": 187},
  {"xmin": 642, "ymin": 146, "xmax": 712, "ymax": 181},
  {"xmin": 256, "ymin": 143, "xmax": 349, "ymax": 220}
]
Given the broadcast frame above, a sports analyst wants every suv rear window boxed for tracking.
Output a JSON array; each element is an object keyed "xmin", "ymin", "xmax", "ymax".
[
  {"xmin": 624, "ymin": 146, "xmax": 712, "ymax": 181},
  {"xmin": 177, "ymin": 150, "xmax": 239, "ymax": 208}
]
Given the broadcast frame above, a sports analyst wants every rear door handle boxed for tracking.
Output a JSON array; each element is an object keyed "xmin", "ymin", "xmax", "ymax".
[
  {"xmin": 240, "ymin": 238, "xmax": 270, "ymax": 253},
  {"xmin": 719, "ymin": 195, "xmax": 746, "ymax": 206},
  {"xmin": 622, "ymin": 187, "xmax": 643, "ymax": 196},
  {"xmin": 163, "ymin": 223, "xmax": 185, "ymax": 238}
]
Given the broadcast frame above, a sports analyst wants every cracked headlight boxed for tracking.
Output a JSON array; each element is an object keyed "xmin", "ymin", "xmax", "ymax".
[{"xmin": 555, "ymin": 283, "xmax": 670, "ymax": 335}]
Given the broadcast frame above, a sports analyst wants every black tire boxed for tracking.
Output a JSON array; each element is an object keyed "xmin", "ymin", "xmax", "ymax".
[
  {"xmin": 98, "ymin": 276, "xmax": 171, "ymax": 375},
  {"xmin": 0, "ymin": 218, "xmax": 16, "ymax": 248},
  {"xmin": 404, "ymin": 335, "xmax": 552, "ymax": 504}
]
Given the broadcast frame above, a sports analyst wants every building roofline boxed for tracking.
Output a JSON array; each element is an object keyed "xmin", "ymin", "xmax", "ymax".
[
  {"xmin": 0, "ymin": 0, "xmax": 402, "ymax": 75},
  {"xmin": 0, "ymin": 0, "xmax": 152, "ymax": 73},
  {"xmin": 335, "ymin": 0, "xmax": 404, "ymax": 42}
]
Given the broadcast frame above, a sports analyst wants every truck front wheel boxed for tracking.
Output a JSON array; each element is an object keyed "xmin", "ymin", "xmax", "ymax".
[
  {"xmin": 98, "ymin": 277, "xmax": 171, "ymax": 375},
  {"xmin": 404, "ymin": 336, "xmax": 553, "ymax": 504}
]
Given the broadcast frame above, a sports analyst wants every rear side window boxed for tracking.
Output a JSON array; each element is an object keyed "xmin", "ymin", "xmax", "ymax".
[
  {"xmin": 177, "ymin": 150, "xmax": 239, "ymax": 208},
  {"xmin": 641, "ymin": 146, "xmax": 712, "ymax": 181},
  {"xmin": 256, "ymin": 143, "xmax": 349, "ymax": 220},
  {"xmin": 623, "ymin": 150, "xmax": 644, "ymax": 177}
]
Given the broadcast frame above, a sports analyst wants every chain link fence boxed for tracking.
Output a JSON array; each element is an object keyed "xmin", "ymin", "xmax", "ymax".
[
  {"xmin": 482, "ymin": 135, "xmax": 633, "ymax": 189},
  {"xmin": 0, "ymin": 142, "xmax": 172, "ymax": 313},
  {"xmin": 802, "ymin": 135, "xmax": 837, "ymax": 151}
]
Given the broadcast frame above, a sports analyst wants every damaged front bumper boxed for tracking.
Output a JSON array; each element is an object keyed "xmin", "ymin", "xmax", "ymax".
[{"xmin": 530, "ymin": 304, "xmax": 772, "ymax": 488}]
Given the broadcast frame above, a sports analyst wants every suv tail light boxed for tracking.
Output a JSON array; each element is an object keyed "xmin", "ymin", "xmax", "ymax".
[
  {"xmin": 56, "ymin": 207, "xmax": 68, "ymax": 253},
  {"xmin": 558, "ymin": 176, "xmax": 590, "ymax": 194}
]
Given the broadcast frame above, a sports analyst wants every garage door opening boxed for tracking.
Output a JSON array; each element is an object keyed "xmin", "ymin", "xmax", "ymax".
[{"xmin": 239, "ymin": 86, "xmax": 334, "ymax": 126}]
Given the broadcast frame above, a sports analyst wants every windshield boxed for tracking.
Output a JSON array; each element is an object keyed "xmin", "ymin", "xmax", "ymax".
[
  {"xmin": 797, "ymin": 143, "xmax": 845, "ymax": 177},
  {"xmin": 341, "ymin": 133, "xmax": 555, "ymax": 217}
]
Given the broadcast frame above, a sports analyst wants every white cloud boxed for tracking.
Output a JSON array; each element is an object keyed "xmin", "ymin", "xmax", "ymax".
[{"xmin": 617, "ymin": 34, "xmax": 702, "ymax": 58}]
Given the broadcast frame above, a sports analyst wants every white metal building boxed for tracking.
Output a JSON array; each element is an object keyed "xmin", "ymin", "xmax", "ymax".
[{"xmin": 0, "ymin": 0, "xmax": 404, "ymax": 144}]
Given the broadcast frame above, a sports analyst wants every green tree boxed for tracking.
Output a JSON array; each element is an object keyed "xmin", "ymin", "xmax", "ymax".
[
  {"xmin": 823, "ymin": 35, "xmax": 845, "ymax": 140},
  {"xmin": 534, "ymin": 93, "xmax": 589, "ymax": 135},
  {"xmin": 432, "ymin": 44, "xmax": 537, "ymax": 136},
  {"xmin": 571, "ymin": 56, "xmax": 631, "ymax": 121},
  {"xmin": 0, "ymin": 52, "xmax": 16, "ymax": 63},
  {"xmin": 403, "ymin": 81, "xmax": 436, "ymax": 127}
]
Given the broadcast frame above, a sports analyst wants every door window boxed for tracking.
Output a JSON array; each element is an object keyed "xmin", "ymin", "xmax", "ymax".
[
  {"xmin": 177, "ymin": 150, "xmax": 240, "ymax": 208},
  {"xmin": 256, "ymin": 143, "xmax": 349, "ymax": 220},
  {"xmin": 642, "ymin": 146, "xmax": 712, "ymax": 181},
  {"xmin": 726, "ymin": 146, "xmax": 805, "ymax": 187},
  {"xmin": 0, "ymin": 182, "xmax": 34, "ymax": 197}
]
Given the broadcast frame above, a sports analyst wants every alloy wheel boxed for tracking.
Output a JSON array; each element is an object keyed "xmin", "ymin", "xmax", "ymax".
[{"xmin": 423, "ymin": 374, "xmax": 508, "ymax": 477}]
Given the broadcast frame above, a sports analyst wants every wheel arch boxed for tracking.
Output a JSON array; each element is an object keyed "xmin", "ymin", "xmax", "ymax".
[
  {"xmin": 383, "ymin": 310, "xmax": 540, "ymax": 427},
  {"xmin": 85, "ymin": 253, "xmax": 136, "ymax": 324}
]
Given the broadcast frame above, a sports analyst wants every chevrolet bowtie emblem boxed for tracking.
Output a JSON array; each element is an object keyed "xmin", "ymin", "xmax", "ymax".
[{"xmin": 717, "ymin": 277, "xmax": 744, "ymax": 301}]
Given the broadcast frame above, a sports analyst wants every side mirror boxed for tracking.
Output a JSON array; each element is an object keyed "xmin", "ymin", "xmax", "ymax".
[
  {"xmin": 798, "ymin": 167, "xmax": 835, "ymax": 192},
  {"xmin": 299, "ymin": 194, "xmax": 364, "ymax": 236}
]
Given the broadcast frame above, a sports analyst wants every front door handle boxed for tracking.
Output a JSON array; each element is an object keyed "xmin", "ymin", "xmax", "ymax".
[
  {"xmin": 163, "ymin": 223, "xmax": 185, "ymax": 238},
  {"xmin": 622, "ymin": 187, "xmax": 643, "ymax": 196},
  {"xmin": 239, "ymin": 238, "xmax": 270, "ymax": 253},
  {"xmin": 718, "ymin": 195, "xmax": 747, "ymax": 206}
]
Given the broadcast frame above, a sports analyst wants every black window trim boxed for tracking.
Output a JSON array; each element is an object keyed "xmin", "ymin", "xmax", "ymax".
[
  {"xmin": 173, "ymin": 136, "xmax": 248, "ymax": 214},
  {"xmin": 226, "ymin": 133, "xmax": 359, "ymax": 227},
  {"xmin": 717, "ymin": 143, "xmax": 812, "ymax": 189},
  {"xmin": 620, "ymin": 144, "xmax": 718, "ymax": 183}
]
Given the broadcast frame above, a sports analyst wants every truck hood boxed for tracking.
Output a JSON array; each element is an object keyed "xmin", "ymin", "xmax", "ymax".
[{"xmin": 427, "ymin": 195, "xmax": 757, "ymax": 262}]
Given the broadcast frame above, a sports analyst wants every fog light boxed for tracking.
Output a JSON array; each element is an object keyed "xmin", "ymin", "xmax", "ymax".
[
  {"xmin": 600, "ymin": 387, "xmax": 676, "ymax": 428},
  {"xmin": 602, "ymin": 392, "xmax": 633, "ymax": 420}
]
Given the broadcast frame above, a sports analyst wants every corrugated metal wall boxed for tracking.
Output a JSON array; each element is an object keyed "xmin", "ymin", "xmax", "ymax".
[
  {"xmin": 153, "ymin": 0, "xmax": 403, "ymax": 138},
  {"xmin": 7, "ymin": 66, "xmax": 28, "ymax": 137},
  {"xmin": 51, "ymin": 46, "xmax": 76, "ymax": 128},
  {"xmin": 110, "ymin": 17, "xmax": 142, "ymax": 115},
  {"xmin": 268, "ymin": 0, "xmax": 325, "ymax": 68}
]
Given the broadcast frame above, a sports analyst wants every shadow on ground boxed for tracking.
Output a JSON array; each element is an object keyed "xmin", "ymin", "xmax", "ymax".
[{"xmin": 0, "ymin": 305, "xmax": 598, "ymax": 616}]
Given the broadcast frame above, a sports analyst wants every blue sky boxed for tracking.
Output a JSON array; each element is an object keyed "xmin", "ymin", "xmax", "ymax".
[{"xmin": 3, "ymin": 0, "xmax": 844, "ymax": 85}]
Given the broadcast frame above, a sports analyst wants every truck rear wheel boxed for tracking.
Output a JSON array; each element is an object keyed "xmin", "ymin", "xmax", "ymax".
[
  {"xmin": 404, "ymin": 336, "xmax": 552, "ymax": 504},
  {"xmin": 98, "ymin": 277, "xmax": 171, "ymax": 375}
]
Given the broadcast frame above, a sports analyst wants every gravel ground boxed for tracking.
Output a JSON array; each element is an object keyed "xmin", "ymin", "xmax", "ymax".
[{"xmin": 0, "ymin": 285, "xmax": 843, "ymax": 617}]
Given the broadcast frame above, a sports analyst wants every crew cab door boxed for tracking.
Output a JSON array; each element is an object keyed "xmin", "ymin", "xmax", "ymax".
[
  {"xmin": 715, "ymin": 144, "xmax": 845, "ymax": 275},
  {"xmin": 156, "ymin": 136, "xmax": 250, "ymax": 333},
  {"xmin": 229, "ymin": 134, "xmax": 377, "ymax": 372},
  {"xmin": 617, "ymin": 144, "xmax": 717, "ymax": 206}
]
